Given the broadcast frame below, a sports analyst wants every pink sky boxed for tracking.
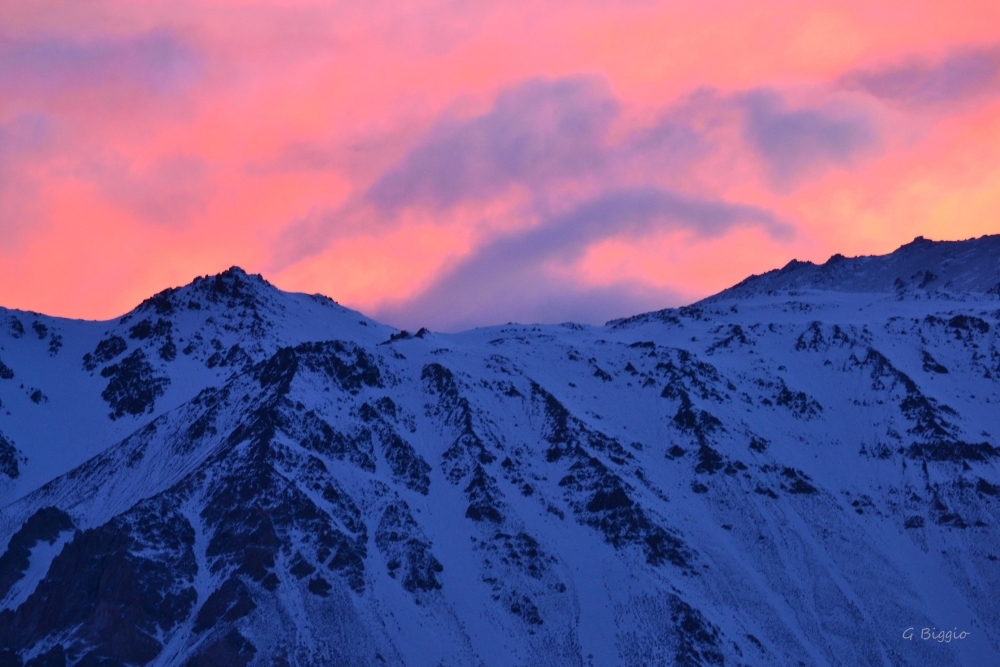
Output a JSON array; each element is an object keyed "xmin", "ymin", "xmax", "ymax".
[{"xmin": 1, "ymin": 0, "xmax": 999, "ymax": 329}]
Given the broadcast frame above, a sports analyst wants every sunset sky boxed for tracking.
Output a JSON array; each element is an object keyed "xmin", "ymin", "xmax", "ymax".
[{"xmin": 2, "ymin": 0, "xmax": 999, "ymax": 330}]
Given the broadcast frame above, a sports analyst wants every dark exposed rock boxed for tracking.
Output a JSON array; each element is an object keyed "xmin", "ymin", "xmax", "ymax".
[
  {"xmin": 977, "ymin": 478, "xmax": 1000, "ymax": 496},
  {"xmin": 852, "ymin": 348, "xmax": 972, "ymax": 457},
  {"xmin": 946, "ymin": 315, "xmax": 990, "ymax": 335},
  {"xmin": 47, "ymin": 334, "xmax": 62, "ymax": 357},
  {"xmin": 421, "ymin": 363, "xmax": 459, "ymax": 405},
  {"xmin": 587, "ymin": 487, "xmax": 633, "ymax": 512},
  {"xmin": 292, "ymin": 409, "xmax": 376, "ymax": 473},
  {"xmin": 138, "ymin": 291, "xmax": 176, "ymax": 316},
  {"xmin": 8, "ymin": 317, "xmax": 24, "ymax": 338},
  {"xmin": 656, "ymin": 350, "xmax": 727, "ymax": 403},
  {"xmin": 159, "ymin": 339, "xmax": 177, "ymax": 362},
  {"xmin": 464, "ymin": 466, "xmax": 504, "ymax": 523},
  {"xmin": 0, "ymin": 500, "xmax": 197, "ymax": 665},
  {"xmin": 126, "ymin": 318, "xmax": 178, "ymax": 363},
  {"xmin": 670, "ymin": 596, "xmax": 724, "ymax": 666},
  {"xmin": 795, "ymin": 321, "xmax": 826, "ymax": 351},
  {"xmin": 289, "ymin": 554, "xmax": 316, "ymax": 579},
  {"xmin": 199, "ymin": 434, "xmax": 368, "ymax": 594},
  {"xmin": 128, "ymin": 318, "xmax": 173, "ymax": 341},
  {"xmin": 666, "ymin": 445, "xmax": 686, "ymax": 459},
  {"xmin": 774, "ymin": 381, "xmax": 822, "ymax": 418},
  {"xmin": 490, "ymin": 532, "xmax": 549, "ymax": 579},
  {"xmin": 593, "ymin": 366, "xmax": 613, "ymax": 382},
  {"xmin": 424, "ymin": 363, "xmax": 497, "ymax": 481},
  {"xmin": 381, "ymin": 330, "xmax": 419, "ymax": 344},
  {"xmin": 906, "ymin": 440, "xmax": 998, "ymax": 463},
  {"xmin": 532, "ymin": 382, "xmax": 575, "ymax": 463},
  {"xmin": 375, "ymin": 502, "xmax": 443, "ymax": 593},
  {"xmin": 0, "ymin": 357, "xmax": 14, "ymax": 380},
  {"xmin": 667, "ymin": 389, "xmax": 723, "ymax": 446},
  {"xmin": 193, "ymin": 577, "xmax": 256, "ymax": 633},
  {"xmin": 208, "ymin": 344, "xmax": 248, "ymax": 371},
  {"xmin": 295, "ymin": 341, "xmax": 383, "ymax": 393},
  {"xmin": 382, "ymin": 431, "xmax": 432, "ymax": 495},
  {"xmin": 100, "ymin": 349, "xmax": 170, "ymax": 419},
  {"xmin": 559, "ymin": 454, "xmax": 690, "ymax": 568},
  {"xmin": 0, "ymin": 507, "xmax": 74, "ymax": 601},
  {"xmin": 258, "ymin": 347, "xmax": 298, "ymax": 395},
  {"xmin": 921, "ymin": 350, "xmax": 949, "ymax": 374},
  {"xmin": 707, "ymin": 324, "xmax": 752, "ymax": 353},
  {"xmin": 357, "ymin": 399, "xmax": 431, "ymax": 493},
  {"xmin": 83, "ymin": 336, "xmax": 128, "ymax": 372},
  {"xmin": 508, "ymin": 593, "xmax": 544, "ymax": 625},
  {"xmin": 937, "ymin": 513, "xmax": 968, "ymax": 528},
  {"xmin": 787, "ymin": 478, "xmax": 818, "ymax": 495},
  {"xmin": 0, "ymin": 429, "xmax": 21, "ymax": 479},
  {"xmin": 694, "ymin": 444, "xmax": 725, "ymax": 475},
  {"xmin": 182, "ymin": 386, "xmax": 226, "ymax": 451},
  {"xmin": 475, "ymin": 530, "xmax": 560, "ymax": 629},
  {"xmin": 30, "ymin": 322, "xmax": 47, "ymax": 340},
  {"xmin": 307, "ymin": 575, "xmax": 332, "ymax": 597},
  {"xmin": 527, "ymin": 381, "xmax": 690, "ymax": 567}
]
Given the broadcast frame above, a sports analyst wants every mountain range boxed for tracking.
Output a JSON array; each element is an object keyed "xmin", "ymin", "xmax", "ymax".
[{"xmin": 1, "ymin": 235, "xmax": 999, "ymax": 666}]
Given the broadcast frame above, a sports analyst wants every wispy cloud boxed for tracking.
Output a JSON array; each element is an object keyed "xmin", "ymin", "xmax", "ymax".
[
  {"xmin": 267, "ymin": 77, "xmax": 889, "ymax": 328},
  {"xmin": 840, "ymin": 43, "xmax": 1000, "ymax": 106},
  {"xmin": 737, "ymin": 89, "xmax": 879, "ymax": 191},
  {"xmin": 0, "ymin": 30, "xmax": 199, "ymax": 95},
  {"xmin": 374, "ymin": 187, "xmax": 789, "ymax": 330},
  {"xmin": 269, "ymin": 77, "xmax": 733, "ymax": 270},
  {"xmin": 365, "ymin": 78, "xmax": 621, "ymax": 209}
]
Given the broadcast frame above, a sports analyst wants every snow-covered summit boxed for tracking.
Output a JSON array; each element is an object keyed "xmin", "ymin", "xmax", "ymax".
[
  {"xmin": 0, "ymin": 266, "xmax": 391, "ymax": 501},
  {"xmin": 704, "ymin": 234, "xmax": 1000, "ymax": 302},
  {"xmin": 130, "ymin": 265, "xmax": 388, "ymax": 345}
]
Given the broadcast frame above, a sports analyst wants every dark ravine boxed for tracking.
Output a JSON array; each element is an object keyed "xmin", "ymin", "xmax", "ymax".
[{"xmin": 0, "ymin": 237, "xmax": 999, "ymax": 666}]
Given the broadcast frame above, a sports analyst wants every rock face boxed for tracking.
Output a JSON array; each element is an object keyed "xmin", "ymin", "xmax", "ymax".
[{"xmin": 0, "ymin": 241, "xmax": 999, "ymax": 666}]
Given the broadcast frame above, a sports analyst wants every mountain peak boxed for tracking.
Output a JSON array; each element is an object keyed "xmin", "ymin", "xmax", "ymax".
[
  {"xmin": 133, "ymin": 266, "xmax": 277, "ymax": 318},
  {"xmin": 704, "ymin": 233, "xmax": 1000, "ymax": 302},
  {"xmin": 210, "ymin": 266, "xmax": 267, "ymax": 282},
  {"xmin": 189, "ymin": 265, "xmax": 273, "ymax": 293}
]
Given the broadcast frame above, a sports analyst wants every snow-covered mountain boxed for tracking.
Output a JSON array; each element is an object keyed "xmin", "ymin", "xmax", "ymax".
[
  {"xmin": 710, "ymin": 234, "xmax": 1000, "ymax": 299},
  {"xmin": 1, "ymin": 236, "xmax": 999, "ymax": 666}
]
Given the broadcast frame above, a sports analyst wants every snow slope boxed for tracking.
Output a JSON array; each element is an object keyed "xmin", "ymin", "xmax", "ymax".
[{"xmin": 0, "ymin": 240, "xmax": 999, "ymax": 666}]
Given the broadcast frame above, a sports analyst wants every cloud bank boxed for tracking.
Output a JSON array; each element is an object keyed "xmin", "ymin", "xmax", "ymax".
[{"xmin": 1, "ymin": 2, "xmax": 998, "ymax": 326}]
